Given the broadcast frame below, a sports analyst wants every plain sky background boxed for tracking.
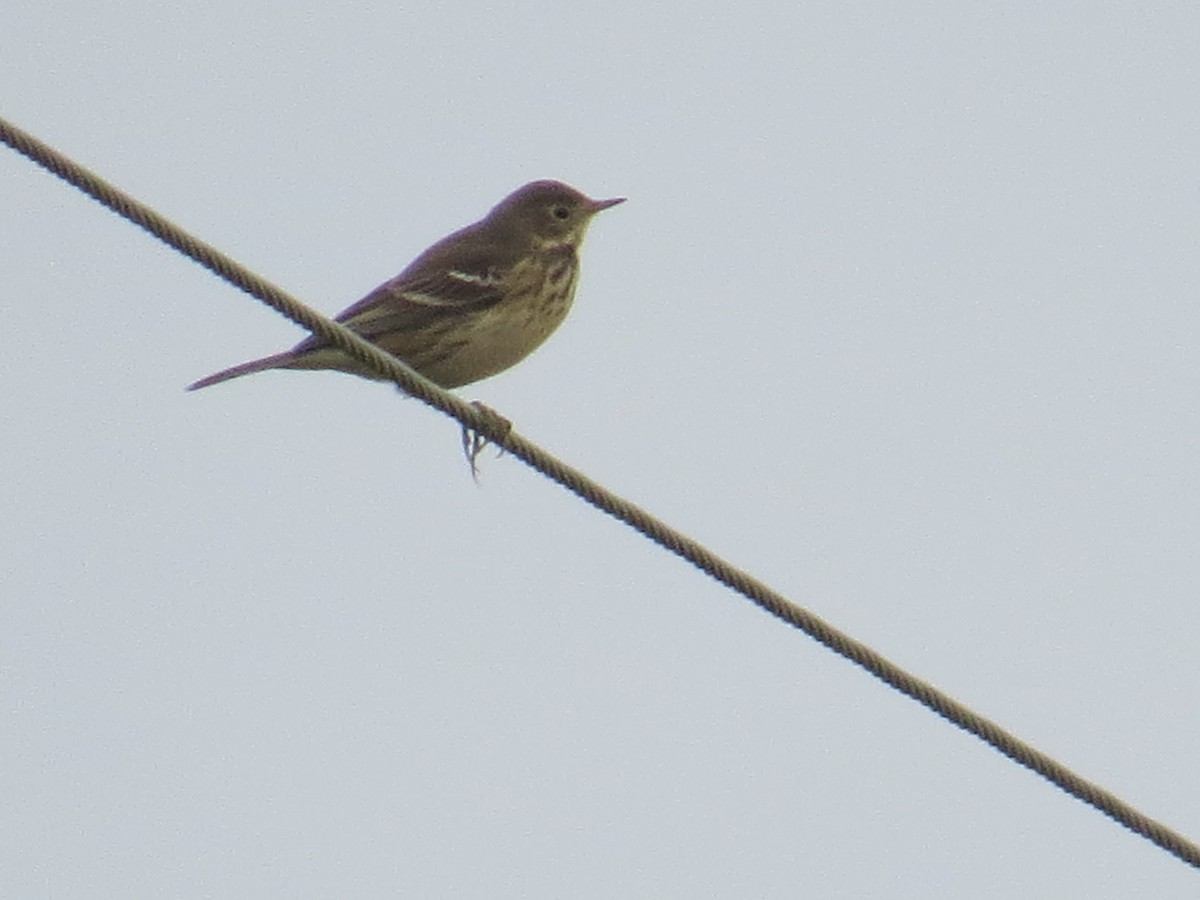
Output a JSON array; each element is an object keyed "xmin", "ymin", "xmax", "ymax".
[{"xmin": 3, "ymin": 2, "xmax": 1199, "ymax": 897}]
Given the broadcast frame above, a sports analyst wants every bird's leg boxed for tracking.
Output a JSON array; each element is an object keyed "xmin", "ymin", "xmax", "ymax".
[{"xmin": 461, "ymin": 401, "xmax": 512, "ymax": 480}]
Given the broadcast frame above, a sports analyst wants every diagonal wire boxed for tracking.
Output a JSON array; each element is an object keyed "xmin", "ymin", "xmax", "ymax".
[{"xmin": 3, "ymin": 114, "xmax": 1197, "ymax": 871}]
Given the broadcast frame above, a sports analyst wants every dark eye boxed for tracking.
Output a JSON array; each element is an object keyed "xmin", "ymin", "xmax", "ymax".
[{"xmin": 551, "ymin": 205, "xmax": 570, "ymax": 220}]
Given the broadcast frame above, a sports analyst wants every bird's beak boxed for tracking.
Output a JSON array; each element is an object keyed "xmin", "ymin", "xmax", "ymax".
[{"xmin": 588, "ymin": 196, "xmax": 626, "ymax": 213}]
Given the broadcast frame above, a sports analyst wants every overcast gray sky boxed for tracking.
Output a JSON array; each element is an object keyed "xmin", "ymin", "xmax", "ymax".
[{"xmin": 3, "ymin": 2, "xmax": 1199, "ymax": 896}]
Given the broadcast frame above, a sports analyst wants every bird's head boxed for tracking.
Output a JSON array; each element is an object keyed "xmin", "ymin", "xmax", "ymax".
[{"xmin": 489, "ymin": 180, "xmax": 625, "ymax": 249}]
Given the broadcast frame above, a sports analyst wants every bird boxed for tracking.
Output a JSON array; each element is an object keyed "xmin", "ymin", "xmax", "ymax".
[{"xmin": 188, "ymin": 180, "xmax": 624, "ymax": 392}]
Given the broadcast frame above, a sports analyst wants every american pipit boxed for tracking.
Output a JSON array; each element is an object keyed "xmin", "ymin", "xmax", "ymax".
[{"xmin": 188, "ymin": 180, "xmax": 624, "ymax": 392}]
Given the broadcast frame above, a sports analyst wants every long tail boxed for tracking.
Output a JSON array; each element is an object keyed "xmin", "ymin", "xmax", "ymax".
[{"xmin": 187, "ymin": 351, "xmax": 298, "ymax": 391}]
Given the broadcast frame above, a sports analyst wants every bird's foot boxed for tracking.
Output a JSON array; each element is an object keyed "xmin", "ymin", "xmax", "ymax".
[{"xmin": 461, "ymin": 402, "xmax": 512, "ymax": 480}]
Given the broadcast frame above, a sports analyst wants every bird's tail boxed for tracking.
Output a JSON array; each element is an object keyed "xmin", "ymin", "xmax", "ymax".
[{"xmin": 186, "ymin": 351, "xmax": 298, "ymax": 391}]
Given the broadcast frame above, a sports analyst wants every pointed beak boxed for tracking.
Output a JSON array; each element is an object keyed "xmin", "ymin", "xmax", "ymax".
[{"xmin": 588, "ymin": 196, "xmax": 626, "ymax": 213}]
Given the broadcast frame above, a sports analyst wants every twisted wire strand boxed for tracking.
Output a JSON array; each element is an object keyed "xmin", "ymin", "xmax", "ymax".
[{"xmin": 3, "ymin": 114, "xmax": 1196, "ymax": 870}]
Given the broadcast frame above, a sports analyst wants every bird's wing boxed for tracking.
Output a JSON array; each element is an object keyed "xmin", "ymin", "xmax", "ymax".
[
  {"xmin": 292, "ymin": 241, "xmax": 510, "ymax": 351},
  {"xmin": 333, "ymin": 266, "xmax": 507, "ymax": 340}
]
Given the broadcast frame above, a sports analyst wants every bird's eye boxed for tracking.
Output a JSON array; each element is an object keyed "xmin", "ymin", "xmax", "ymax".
[{"xmin": 551, "ymin": 205, "xmax": 570, "ymax": 220}]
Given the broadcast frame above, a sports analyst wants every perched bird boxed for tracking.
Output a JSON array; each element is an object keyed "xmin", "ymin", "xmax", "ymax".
[{"xmin": 188, "ymin": 180, "xmax": 624, "ymax": 391}]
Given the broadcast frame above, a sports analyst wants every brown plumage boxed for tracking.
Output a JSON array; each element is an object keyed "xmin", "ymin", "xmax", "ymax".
[{"xmin": 189, "ymin": 180, "xmax": 624, "ymax": 391}]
